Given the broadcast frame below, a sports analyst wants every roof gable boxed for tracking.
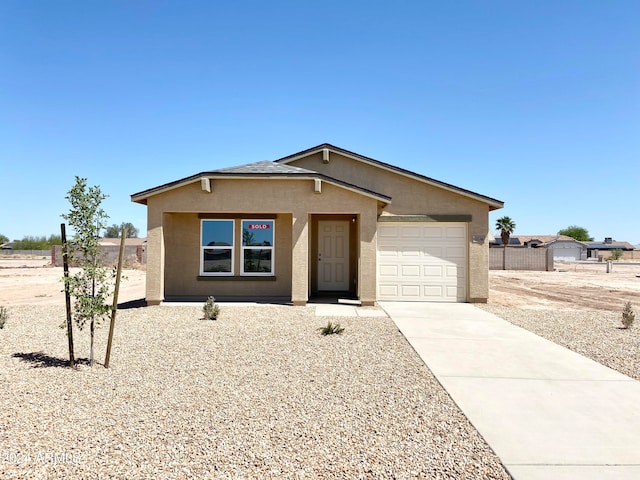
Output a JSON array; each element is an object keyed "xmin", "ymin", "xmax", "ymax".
[{"xmin": 275, "ymin": 143, "xmax": 504, "ymax": 210}]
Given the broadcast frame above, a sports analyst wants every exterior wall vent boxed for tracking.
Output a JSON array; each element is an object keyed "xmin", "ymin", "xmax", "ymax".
[
  {"xmin": 322, "ymin": 148, "xmax": 330, "ymax": 163},
  {"xmin": 201, "ymin": 178, "xmax": 211, "ymax": 193}
]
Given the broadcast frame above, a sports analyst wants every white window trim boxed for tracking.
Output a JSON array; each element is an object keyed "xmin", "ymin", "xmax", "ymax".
[
  {"xmin": 240, "ymin": 219, "xmax": 275, "ymax": 276},
  {"xmin": 200, "ymin": 219, "xmax": 235, "ymax": 276}
]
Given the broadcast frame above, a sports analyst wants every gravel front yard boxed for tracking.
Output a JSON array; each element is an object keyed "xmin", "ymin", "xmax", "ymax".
[
  {"xmin": 0, "ymin": 304, "xmax": 511, "ymax": 479},
  {"xmin": 478, "ymin": 305, "xmax": 640, "ymax": 382}
]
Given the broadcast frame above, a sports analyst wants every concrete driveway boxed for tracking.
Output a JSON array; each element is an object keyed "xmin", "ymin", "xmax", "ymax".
[{"xmin": 379, "ymin": 302, "xmax": 640, "ymax": 480}]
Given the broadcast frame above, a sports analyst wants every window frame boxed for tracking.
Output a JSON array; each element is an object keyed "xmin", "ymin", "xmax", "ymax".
[
  {"xmin": 240, "ymin": 219, "xmax": 275, "ymax": 276},
  {"xmin": 200, "ymin": 219, "xmax": 235, "ymax": 276}
]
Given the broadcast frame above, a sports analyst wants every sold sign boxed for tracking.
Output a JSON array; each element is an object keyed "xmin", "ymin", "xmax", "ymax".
[{"xmin": 248, "ymin": 224, "xmax": 271, "ymax": 230}]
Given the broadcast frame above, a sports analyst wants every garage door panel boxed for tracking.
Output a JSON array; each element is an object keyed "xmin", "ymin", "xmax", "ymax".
[
  {"xmin": 424, "ymin": 245, "xmax": 443, "ymax": 256},
  {"xmin": 423, "ymin": 265, "xmax": 444, "ymax": 277},
  {"xmin": 445, "ymin": 265, "xmax": 459, "ymax": 277},
  {"xmin": 400, "ymin": 226, "xmax": 421, "ymax": 238},
  {"xmin": 377, "ymin": 222, "xmax": 467, "ymax": 302},
  {"xmin": 379, "ymin": 264, "xmax": 398, "ymax": 277},
  {"xmin": 422, "ymin": 226, "xmax": 444, "ymax": 238},
  {"xmin": 378, "ymin": 225, "xmax": 399, "ymax": 238},
  {"xmin": 445, "ymin": 226, "xmax": 466, "ymax": 238},
  {"xmin": 445, "ymin": 246, "xmax": 465, "ymax": 258},
  {"xmin": 401, "ymin": 265, "xmax": 421, "ymax": 276},
  {"xmin": 401, "ymin": 284, "xmax": 421, "ymax": 297},
  {"xmin": 423, "ymin": 285, "xmax": 445, "ymax": 298},
  {"xmin": 379, "ymin": 284, "xmax": 399, "ymax": 296}
]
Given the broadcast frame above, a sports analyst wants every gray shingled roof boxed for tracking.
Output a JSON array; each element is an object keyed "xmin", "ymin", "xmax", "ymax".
[{"xmin": 214, "ymin": 161, "xmax": 317, "ymax": 175}]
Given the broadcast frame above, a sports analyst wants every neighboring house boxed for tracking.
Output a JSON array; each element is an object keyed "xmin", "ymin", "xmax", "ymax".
[
  {"xmin": 132, "ymin": 144, "xmax": 503, "ymax": 305},
  {"xmin": 540, "ymin": 236, "xmax": 588, "ymax": 261},
  {"xmin": 586, "ymin": 238, "xmax": 636, "ymax": 260},
  {"xmin": 491, "ymin": 235, "xmax": 587, "ymax": 261},
  {"xmin": 490, "ymin": 238, "xmax": 523, "ymax": 247},
  {"xmin": 0, "ymin": 242, "xmax": 13, "ymax": 250}
]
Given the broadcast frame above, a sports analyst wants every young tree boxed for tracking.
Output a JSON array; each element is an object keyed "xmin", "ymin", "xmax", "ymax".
[
  {"xmin": 104, "ymin": 222, "xmax": 139, "ymax": 238},
  {"xmin": 0, "ymin": 234, "xmax": 9, "ymax": 244},
  {"xmin": 62, "ymin": 177, "xmax": 113, "ymax": 367},
  {"xmin": 557, "ymin": 225, "xmax": 593, "ymax": 242},
  {"xmin": 495, "ymin": 216, "xmax": 516, "ymax": 270}
]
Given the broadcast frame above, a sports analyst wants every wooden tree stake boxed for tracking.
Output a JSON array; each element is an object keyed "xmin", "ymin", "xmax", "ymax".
[
  {"xmin": 104, "ymin": 228, "xmax": 126, "ymax": 368},
  {"xmin": 61, "ymin": 223, "xmax": 75, "ymax": 368}
]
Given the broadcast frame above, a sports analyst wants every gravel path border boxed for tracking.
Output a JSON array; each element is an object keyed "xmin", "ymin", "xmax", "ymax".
[{"xmin": 0, "ymin": 304, "xmax": 511, "ymax": 479}]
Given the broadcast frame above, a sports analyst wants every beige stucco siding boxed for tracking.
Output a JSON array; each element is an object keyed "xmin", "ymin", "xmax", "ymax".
[
  {"xmin": 288, "ymin": 152, "xmax": 492, "ymax": 301},
  {"xmin": 145, "ymin": 202, "xmax": 165, "ymax": 305},
  {"xmin": 144, "ymin": 178, "xmax": 379, "ymax": 302}
]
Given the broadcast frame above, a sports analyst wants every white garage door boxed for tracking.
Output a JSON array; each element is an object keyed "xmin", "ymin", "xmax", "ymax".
[
  {"xmin": 552, "ymin": 247, "xmax": 581, "ymax": 262},
  {"xmin": 377, "ymin": 222, "xmax": 467, "ymax": 302}
]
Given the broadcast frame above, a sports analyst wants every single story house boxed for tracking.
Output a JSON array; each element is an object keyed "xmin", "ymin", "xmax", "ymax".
[
  {"xmin": 586, "ymin": 238, "xmax": 636, "ymax": 260},
  {"xmin": 490, "ymin": 235, "xmax": 588, "ymax": 262},
  {"xmin": 132, "ymin": 144, "xmax": 503, "ymax": 305}
]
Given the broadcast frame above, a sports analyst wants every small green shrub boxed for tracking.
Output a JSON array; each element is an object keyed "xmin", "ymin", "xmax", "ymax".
[
  {"xmin": 318, "ymin": 321, "xmax": 345, "ymax": 336},
  {"xmin": 622, "ymin": 301, "xmax": 635, "ymax": 329},
  {"xmin": 610, "ymin": 249, "xmax": 623, "ymax": 261},
  {"xmin": 0, "ymin": 306, "xmax": 7, "ymax": 329},
  {"xmin": 202, "ymin": 296, "xmax": 220, "ymax": 320}
]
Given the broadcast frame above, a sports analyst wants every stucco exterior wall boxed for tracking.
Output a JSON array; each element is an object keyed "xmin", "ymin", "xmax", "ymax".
[
  {"xmin": 143, "ymin": 178, "xmax": 379, "ymax": 303},
  {"xmin": 288, "ymin": 152, "xmax": 493, "ymax": 302}
]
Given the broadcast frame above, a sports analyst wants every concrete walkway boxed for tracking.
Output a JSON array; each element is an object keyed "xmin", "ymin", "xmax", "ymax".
[
  {"xmin": 379, "ymin": 302, "xmax": 640, "ymax": 480},
  {"xmin": 314, "ymin": 303, "xmax": 388, "ymax": 317}
]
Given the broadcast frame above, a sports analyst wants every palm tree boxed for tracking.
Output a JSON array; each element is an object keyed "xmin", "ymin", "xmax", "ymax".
[{"xmin": 495, "ymin": 216, "xmax": 516, "ymax": 270}]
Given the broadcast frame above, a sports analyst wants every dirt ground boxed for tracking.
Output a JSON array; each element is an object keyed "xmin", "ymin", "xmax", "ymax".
[
  {"xmin": 1, "ymin": 257, "xmax": 639, "ymax": 311},
  {"xmin": 0, "ymin": 257, "xmax": 145, "ymax": 306},
  {"xmin": 488, "ymin": 262, "xmax": 640, "ymax": 311}
]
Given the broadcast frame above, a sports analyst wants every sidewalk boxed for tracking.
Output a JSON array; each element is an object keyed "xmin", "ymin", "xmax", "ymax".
[{"xmin": 380, "ymin": 302, "xmax": 640, "ymax": 480}]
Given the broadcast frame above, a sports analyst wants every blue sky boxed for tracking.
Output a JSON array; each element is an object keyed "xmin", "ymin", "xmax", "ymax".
[{"xmin": 1, "ymin": 1, "xmax": 639, "ymax": 244}]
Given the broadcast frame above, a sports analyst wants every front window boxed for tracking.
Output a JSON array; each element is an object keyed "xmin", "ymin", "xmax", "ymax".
[
  {"xmin": 241, "ymin": 220, "xmax": 274, "ymax": 275},
  {"xmin": 201, "ymin": 220, "xmax": 234, "ymax": 275}
]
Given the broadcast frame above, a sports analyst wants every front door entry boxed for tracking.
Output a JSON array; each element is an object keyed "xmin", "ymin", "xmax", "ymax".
[{"xmin": 317, "ymin": 220, "xmax": 350, "ymax": 291}]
